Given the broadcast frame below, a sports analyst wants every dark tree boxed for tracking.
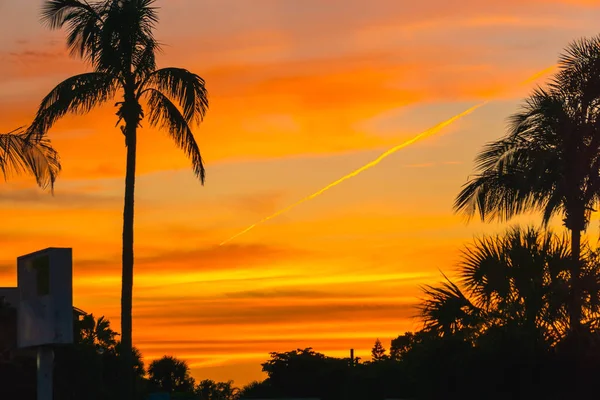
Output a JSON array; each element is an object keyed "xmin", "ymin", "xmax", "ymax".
[
  {"xmin": 33, "ymin": 2, "xmax": 209, "ymax": 397},
  {"xmin": 148, "ymin": 356, "xmax": 195, "ymax": 395},
  {"xmin": 195, "ymin": 379, "xmax": 239, "ymax": 400},
  {"xmin": 76, "ymin": 313, "xmax": 118, "ymax": 350},
  {"xmin": 419, "ymin": 226, "xmax": 592, "ymax": 344},
  {"xmin": 261, "ymin": 348, "xmax": 364, "ymax": 399},
  {"xmin": 370, "ymin": 339, "xmax": 387, "ymax": 361},
  {"xmin": 390, "ymin": 332, "xmax": 421, "ymax": 361},
  {"xmin": 54, "ymin": 311, "xmax": 146, "ymax": 400},
  {"xmin": 454, "ymin": 35, "xmax": 600, "ymax": 336},
  {"xmin": 237, "ymin": 380, "xmax": 275, "ymax": 399}
]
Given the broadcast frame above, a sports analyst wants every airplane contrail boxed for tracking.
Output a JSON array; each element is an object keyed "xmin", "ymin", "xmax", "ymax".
[
  {"xmin": 219, "ymin": 102, "xmax": 487, "ymax": 246},
  {"xmin": 219, "ymin": 66, "xmax": 556, "ymax": 246}
]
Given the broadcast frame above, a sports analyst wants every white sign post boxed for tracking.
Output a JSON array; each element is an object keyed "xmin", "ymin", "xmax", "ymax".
[{"xmin": 17, "ymin": 248, "xmax": 73, "ymax": 400}]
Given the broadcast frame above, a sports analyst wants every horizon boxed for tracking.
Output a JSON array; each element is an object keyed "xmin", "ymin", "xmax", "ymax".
[{"xmin": 1, "ymin": 0, "xmax": 600, "ymax": 386}]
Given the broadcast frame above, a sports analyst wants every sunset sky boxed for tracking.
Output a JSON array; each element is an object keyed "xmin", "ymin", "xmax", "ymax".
[{"xmin": 2, "ymin": 0, "xmax": 600, "ymax": 385}]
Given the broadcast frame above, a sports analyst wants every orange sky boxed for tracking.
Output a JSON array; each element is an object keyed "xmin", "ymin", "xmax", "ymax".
[{"xmin": 1, "ymin": 0, "xmax": 600, "ymax": 386}]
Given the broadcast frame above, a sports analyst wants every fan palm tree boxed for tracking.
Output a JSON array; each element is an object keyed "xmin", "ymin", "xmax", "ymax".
[
  {"xmin": 420, "ymin": 227, "xmax": 597, "ymax": 345},
  {"xmin": 148, "ymin": 356, "xmax": 195, "ymax": 394},
  {"xmin": 29, "ymin": 1, "xmax": 208, "ymax": 396},
  {"xmin": 420, "ymin": 276, "xmax": 482, "ymax": 339},
  {"xmin": 76, "ymin": 313, "xmax": 118, "ymax": 350},
  {"xmin": 459, "ymin": 227, "xmax": 575, "ymax": 343},
  {"xmin": 0, "ymin": 127, "xmax": 60, "ymax": 190},
  {"xmin": 454, "ymin": 36, "xmax": 600, "ymax": 335}
]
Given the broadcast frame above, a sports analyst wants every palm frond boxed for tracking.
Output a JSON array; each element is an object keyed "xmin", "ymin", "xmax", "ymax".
[
  {"xmin": 133, "ymin": 36, "xmax": 159, "ymax": 78},
  {"xmin": 454, "ymin": 168, "xmax": 539, "ymax": 223},
  {"xmin": 459, "ymin": 234, "xmax": 509, "ymax": 308},
  {"xmin": 98, "ymin": 0, "xmax": 159, "ymax": 75},
  {"xmin": 555, "ymin": 35, "xmax": 600, "ymax": 102},
  {"xmin": 419, "ymin": 275, "xmax": 481, "ymax": 337},
  {"xmin": 41, "ymin": 0, "xmax": 107, "ymax": 65},
  {"xmin": 141, "ymin": 68, "xmax": 209, "ymax": 124},
  {"xmin": 454, "ymin": 86, "xmax": 573, "ymax": 225},
  {"xmin": 145, "ymin": 89, "xmax": 205, "ymax": 183},
  {"xmin": 0, "ymin": 127, "xmax": 61, "ymax": 191},
  {"xmin": 41, "ymin": 0, "xmax": 104, "ymax": 29},
  {"xmin": 28, "ymin": 72, "xmax": 118, "ymax": 139}
]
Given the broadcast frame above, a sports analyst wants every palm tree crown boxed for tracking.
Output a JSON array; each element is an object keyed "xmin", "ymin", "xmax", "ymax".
[
  {"xmin": 31, "ymin": 0, "xmax": 208, "ymax": 181},
  {"xmin": 453, "ymin": 35, "xmax": 600, "ymax": 334},
  {"xmin": 421, "ymin": 227, "xmax": 600, "ymax": 345}
]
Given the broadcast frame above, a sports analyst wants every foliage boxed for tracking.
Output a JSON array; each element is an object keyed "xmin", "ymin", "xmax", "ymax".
[
  {"xmin": 35, "ymin": 1, "xmax": 209, "ymax": 397},
  {"xmin": 390, "ymin": 331, "xmax": 431, "ymax": 361},
  {"xmin": 76, "ymin": 313, "xmax": 118, "ymax": 350},
  {"xmin": 148, "ymin": 356, "xmax": 196, "ymax": 395},
  {"xmin": 196, "ymin": 379, "xmax": 239, "ymax": 400},
  {"xmin": 370, "ymin": 339, "xmax": 387, "ymax": 361},
  {"xmin": 53, "ymin": 311, "xmax": 146, "ymax": 400},
  {"xmin": 0, "ymin": 127, "xmax": 61, "ymax": 190},
  {"xmin": 454, "ymin": 35, "xmax": 600, "ymax": 333},
  {"xmin": 237, "ymin": 380, "xmax": 275, "ymax": 399},
  {"xmin": 413, "ymin": 226, "xmax": 600, "ymax": 398},
  {"xmin": 419, "ymin": 226, "xmax": 600, "ymax": 344}
]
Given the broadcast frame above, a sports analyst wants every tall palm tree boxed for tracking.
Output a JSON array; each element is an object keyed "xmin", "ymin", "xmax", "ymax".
[
  {"xmin": 454, "ymin": 36, "xmax": 600, "ymax": 335},
  {"xmin": 0, "ymin": 127, "xmax": 60, "ymax": 190},
  {"xmin": 29, "ymin": 1, "xmax": 208, "ymax": 396}
]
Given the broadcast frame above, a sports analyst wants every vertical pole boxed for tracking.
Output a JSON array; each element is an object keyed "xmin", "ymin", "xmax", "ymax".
[
  {"xmin": 347, "ymin": 349, "xmax": 355, "ymax": 400},
  {"xmin": 37, "ymin": 346, "xmax": 54, "ymax": 400}
]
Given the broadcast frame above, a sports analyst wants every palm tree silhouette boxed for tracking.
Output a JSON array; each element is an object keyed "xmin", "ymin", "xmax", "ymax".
[
  {"xmin": 420, "ymin": 275, "xmax": 481, "ymax": 339},
  {"xmin": 454, "ymin": 36, "xmax": 600, "ymax": 335},
  {"xmin": 420, "ymin": 227, "xmax": 594, "ymax": 345},
  {"xmin": 76, "ymin": 313, "xmax": 118, "ymax": 350},
  {"xmin": 0, "ymin": 127, "xmax": 60, "ymax": 190},
  {"xmin": 29, "ymin": 1, "xmax": 208, "ymax": 396}
]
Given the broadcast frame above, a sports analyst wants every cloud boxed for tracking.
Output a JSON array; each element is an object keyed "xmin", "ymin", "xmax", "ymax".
[
  {"xmin": 8, "ymin": 49, "xmax": 65, "ymax": 60},
  {"xmin": 0, "ymin": 1, "xmax": 592, "ymax": 179},
  {"xmin": 134, "ymin": 300, "xmax": 415, "ymax": 327},
  {"xmin": 0, "ymin": 188, "xmax": 120, "ymax": 209},
  {"xmin": 404, "ymin": 163, "xmax": 435, "ymax": 169},
  {"xmin": 222, "ymin": 288, "xmax": 339, "ymax": 300},
  {"xmin": 69, "ymin": 242, "xmax": 312, "ymax": 281},
  {"xmin": 226, "ymin": 191, "xmax": 287, "ymax": 216}
]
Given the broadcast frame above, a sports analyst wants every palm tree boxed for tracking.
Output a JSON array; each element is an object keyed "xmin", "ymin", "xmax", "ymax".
[
  {"xmin": 76, "ymin": 313, "xmax": 118, "ymax": 350},
  {"xmin": 454, "ymin": 36, "xmax": 600, "ymax": 335},
  {"xmin": 420, "ymin": 276, "xmax": 481, "ymax": 339},
  {"xmin": 461, "ymin": 227, "xmax": 577, "ymax": 343},
  {"xmin": 29, "ymin": 1, "xmax": 208, "ymax": 396},
  {"xmin": 148, "ymin": 356, "xmax": 195, "ymax": 394},
  {"xmin": 0, "ymin": 127, "xmax": 60, "ymax": 190},
  {"xmin": 420, "ymin": 227, "xmax": 592, "ymax": 345}
]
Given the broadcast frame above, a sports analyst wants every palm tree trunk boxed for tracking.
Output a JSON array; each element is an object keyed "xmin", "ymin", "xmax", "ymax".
[
  {"xmin": 570, "ymin": 227, "xmax": 582, "ymax": 335},
  {"xmin": 121, "ymin": 121, "xmax": 137, "ymax": 400}
]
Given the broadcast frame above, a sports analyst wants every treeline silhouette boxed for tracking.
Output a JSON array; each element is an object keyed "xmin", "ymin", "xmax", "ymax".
[{"xmin": 3, "ymin": 267, "xmax": 600, "ymax": 400}]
